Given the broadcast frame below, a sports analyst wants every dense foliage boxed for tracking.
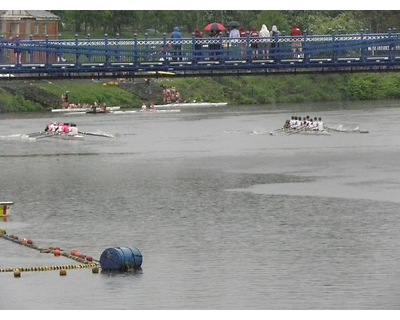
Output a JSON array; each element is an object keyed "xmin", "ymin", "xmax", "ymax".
[
  {"xmin": 51, "ymin": 10, "xmax": 400, "ymax": 38},
  {"xmin": 1, "ymin": 73, "xmax": 400, "ymax": 112}
]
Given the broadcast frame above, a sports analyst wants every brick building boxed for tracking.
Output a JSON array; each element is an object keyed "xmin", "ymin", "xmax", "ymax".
[{"xmin": 0, "ymin": 10, "xmax": 60, "ymax": 40}]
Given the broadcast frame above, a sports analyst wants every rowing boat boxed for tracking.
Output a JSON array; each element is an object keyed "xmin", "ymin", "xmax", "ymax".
[
  {"xmin": 114, "ymin": 109, "xmax": 181, "ymax": 114},
  {"xmin": 154, "ymin": 102, "xmax": 227, "ymax": 108},
  {"xmin": 64, "ymin": 109, "xmax": 181, "ymax": 115},
  {"xmin": 296, "ymin": 129, "xmax": 331, "ymax": 135},
  {"xmin": 28, "ymin": 132, "xmax": 84, "ymax": 140},
  {"xmin": 270, "ymin": 128, "xmax": 331, "ymax": 136},
  {"xmin": 51, "ymin": 106, "xmax": 121, "ymax": 113}
]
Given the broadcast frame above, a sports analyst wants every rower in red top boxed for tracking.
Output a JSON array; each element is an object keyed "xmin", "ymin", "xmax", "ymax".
[{"xmin": 63, "ymin": 123, "xmax": 70, "ymax": 134}]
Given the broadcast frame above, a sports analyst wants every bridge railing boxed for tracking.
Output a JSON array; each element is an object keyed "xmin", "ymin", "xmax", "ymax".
[{"xmin": 0, "ymin": 32, "xmax": 399, "ymax": 74}]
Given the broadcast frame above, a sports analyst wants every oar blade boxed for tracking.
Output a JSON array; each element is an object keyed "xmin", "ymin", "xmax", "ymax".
[{"xmin": 78, "ymin": 131, "xmax": 116, "ymax": 138}]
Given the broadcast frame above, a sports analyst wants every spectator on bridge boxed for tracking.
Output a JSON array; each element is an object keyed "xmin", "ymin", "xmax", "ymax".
[
  {"xmin": 158, "ymin": 43, "xmax": 173, "ymax": 61},
  {"xmin": 10, "ymin": 37, "xmax": 22, "ymax": 64},
  {"xmin": 229, "ymin": 26, "xmax": 240, "ymax": 59},
  {"xmin": 250, "ymin": 27, "xmax": 260, "ymax": 58},
  {"xmin": 194, "ymin": 28, "xmax": 203, "ymax": 62},
  {"xmin": 171, "ymin": 26, "xmax": 182, "ymax": 61},
  {"xmin": 270, "ymin": 25, "xmax": 280, "ymax": 61},
  {"xmin": 290, "ymin": 24, "xmax": 303, "ymax": 58},
  {"xmin": 229, "ymin": 26, "xmax": 240, "ymax": 38},
  {"xmin": 239, "ymin": 27, "xmax": 247, "ymax": 38},
  {"xmin": 259, "ymin": 24, "xmax": 270, "ymax": 58},
  {"xmin": 209, "ymin": 29, "xmax": 222, "ymax": 60},
  {"xmin": 239, "ymin": 27, "xmax": 247, "ymax": 56}
]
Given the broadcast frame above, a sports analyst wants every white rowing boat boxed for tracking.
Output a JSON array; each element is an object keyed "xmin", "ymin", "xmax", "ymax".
[
  {"xmin": 297, "ymin": 129, "xmax": 331, "ymax": 135},
  {"xmin": 270, "ymin": 128, "xmax": 331, "ymax": 136},
  {"xmin": 112, "ymin": 109, "xmax": 181, "ymax": 114},
  {"xmin": 51, "ymin": 106, "xmax": 121, "ymax": 113},
  {"xmin": 154, "ymin": 102, "xmax": 227, "ymax": 108},
  {"xmin": 64, "ymin": 109, "xmax": 181, "ymax": 115}
]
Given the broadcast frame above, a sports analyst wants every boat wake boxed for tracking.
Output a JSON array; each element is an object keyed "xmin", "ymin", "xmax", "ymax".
[
  {"xmin": 222, "ymin": 130, "xmax": 270, "ymax": 135},
  {"xmin": 0, "ymin": 134, "xmax": 36, "ymax": 141},
  {"xmin": 326, "ymin": 124, "xmax": 369, "ymax": 133}
]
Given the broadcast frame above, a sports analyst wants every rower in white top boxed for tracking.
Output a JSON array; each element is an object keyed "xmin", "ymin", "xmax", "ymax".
[
  {"xmin": 69, "ymin": 123, "xmax": 79, "ymax": 135},
  {"xmin": 317, "ymin": 117, "xmax": 324, "ymax": 131},
  {"xmin": 308, "ymin": 118, "xmax": 318, "ymax": 131},
  {"xmin": 44, "ymin": 122, "xmax": 58, "ymax": 133}
]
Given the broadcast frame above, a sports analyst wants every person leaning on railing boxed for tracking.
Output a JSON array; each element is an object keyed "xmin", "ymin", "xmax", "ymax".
[
  {"xmin": 194, "ymin": 28, "xmax": 203, "ymax": 62},
  {"xmin": 250, "ymin": 27, "xmax": 260, "ymax": 58},
  {"xmin": 171, "ymin": 26, "xmax": 182, "ymax": 61},
  {"xmin": 229, "ymin": 26, "xmax": 240, "ymax": 59},
  {"xmin": 259, "ymin": 24, "xmax": 270, "ymax": 59},
  {"xmin": 270, "ymin": 25, "xmax": 280, "ymax": 61},
  {"xmin": 290, "ymin": 24, "xmax": 302, "ymax": 58}
]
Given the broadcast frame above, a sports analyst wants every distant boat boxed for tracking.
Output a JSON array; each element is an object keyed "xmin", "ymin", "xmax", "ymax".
[
  {"xmin": 51, "ymin": 106, "xmax": 121, "ymax": 113},
  {"xmin": 154, "ymin": 102, "xmax": 227, "ymax": 108},
  {"xmin": 62, "ymin": 109, "xmax": 181, "ymax": 115}
]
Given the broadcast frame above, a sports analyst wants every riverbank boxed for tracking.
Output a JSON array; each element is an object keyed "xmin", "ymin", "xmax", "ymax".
[{"xmin": 1, "ymin": 73, "xmax": 400, "ymax": 112}]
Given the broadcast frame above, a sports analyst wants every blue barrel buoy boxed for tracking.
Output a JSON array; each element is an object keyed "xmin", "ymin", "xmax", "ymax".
[{"xmin": 100, "ymin": 247, "xmax": 142, "ymax": 271}]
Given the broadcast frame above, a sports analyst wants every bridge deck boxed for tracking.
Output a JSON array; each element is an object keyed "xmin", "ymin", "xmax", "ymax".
[{"xmin": 1, "ymin": 32, "xmax": 399, "ymax": 79}]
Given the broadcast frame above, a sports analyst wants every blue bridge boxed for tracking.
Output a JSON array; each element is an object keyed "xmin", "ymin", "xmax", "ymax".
[{"xmin": 1, "ymin": 31, "xmax": 400, "ymax": 79}]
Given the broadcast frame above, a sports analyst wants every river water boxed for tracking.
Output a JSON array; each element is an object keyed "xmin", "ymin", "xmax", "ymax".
[{"xmin": 1, "ymin": 100, "xmax": 400, "ymax": 311}]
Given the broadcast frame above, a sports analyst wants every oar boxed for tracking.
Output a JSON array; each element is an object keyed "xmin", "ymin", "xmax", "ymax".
[
  {"xmin": 269, "ymin": 128, "xmax": 284, "ymax": 135},
  {"xmin": 286, "ymin": 126, "xmax": 306, "ymax": 135},
  {"xmin": 35, "ymin": 132, "xmax": 64, "ymax": 139},
  {"xmin": 78, "ymin": 131, "xmax": 116, "ymax": 138},
  {"xmin": 27, "ymin": 132, "xmax": 45, "ymax": 138},
  {"xmin": 28, "ymin": 132, "xmax": 54, "ymax": 139}
]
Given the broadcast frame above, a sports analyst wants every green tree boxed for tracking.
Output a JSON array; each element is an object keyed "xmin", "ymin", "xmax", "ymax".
[
  {"xmin": 253, "ymin": 11, "xmax": 288, "ymax": 34},
  {"xmin": 355, "ymin": 11, "xmax": 400, "ymax": 33}
]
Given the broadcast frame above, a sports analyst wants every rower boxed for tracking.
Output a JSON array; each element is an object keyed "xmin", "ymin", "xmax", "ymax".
[
  {"xmin": 295, "ymin": 116, "xmax": 303, "ymax": 129},
  {"xmin": 308, "ymin": 118, "xmax": 318, "ymax": 131},
  {"xmin": 46, "ymin": 122, "xmax": 57, "ymax": 133},
  {"xmin": 317, "ymin": 117, "xmax": 324, "ymax": 131},
  {"xmin": 283, "ymin": 119, "xmax": 290, "ymax": 129},
  {"xmin": 63, "ymin": 123, "xmax": 70, "ymax": 134},
  {"xmin": 57, "ymin": 123, "xmax": 64, "ymax": 133},
  {"xmin": 289, "ymin": 116, "xmax": 297, "ymax": 128},
  {"xmin": 69, "ymin": 123, "xmax": 78, "ymax": 135}
]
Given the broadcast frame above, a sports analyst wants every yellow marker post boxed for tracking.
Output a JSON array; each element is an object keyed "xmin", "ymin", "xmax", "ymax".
[{"xmin": 0, "ymin": 201, "xmax": 13, "ymax": 216}]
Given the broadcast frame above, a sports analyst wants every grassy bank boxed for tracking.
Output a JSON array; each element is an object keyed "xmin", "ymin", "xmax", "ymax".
[{"xmin": 1, "ymin": 73, "xmax": 400, "ymax": 112}]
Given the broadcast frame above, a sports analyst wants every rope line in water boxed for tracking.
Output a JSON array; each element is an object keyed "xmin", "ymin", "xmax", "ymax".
[
  {"xmin": 0, "ymin": 231, "xmax": 100, "ymax": 273},
  {"xmin": 0, "ymin": 263, "xmax": 98, "ymax": 273}
]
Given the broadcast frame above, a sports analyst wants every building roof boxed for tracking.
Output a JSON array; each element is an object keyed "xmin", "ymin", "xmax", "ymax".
[{"xmin": 0, "ymin": 10, "xmax": 59, "ymax": 20}]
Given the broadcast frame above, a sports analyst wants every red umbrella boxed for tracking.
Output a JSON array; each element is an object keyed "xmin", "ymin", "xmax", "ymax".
[{"xmin": 204, "ymin": 22, "xmax": 226, "ymax": 32}]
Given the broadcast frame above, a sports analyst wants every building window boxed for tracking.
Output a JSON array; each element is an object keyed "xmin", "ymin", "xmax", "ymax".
[
  {"xmin": 43, "ymin": 24, "xmax": 47, "ymax": 35},
  {"xmin": 34, "ymin": 23, "xmax": 39, "ymax": 35}
]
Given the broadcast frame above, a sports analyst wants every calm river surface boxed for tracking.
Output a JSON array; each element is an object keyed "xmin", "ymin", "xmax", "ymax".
[{"xmin": 1, "ymin": 100, "xmax": 400, "ymax": 311}]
